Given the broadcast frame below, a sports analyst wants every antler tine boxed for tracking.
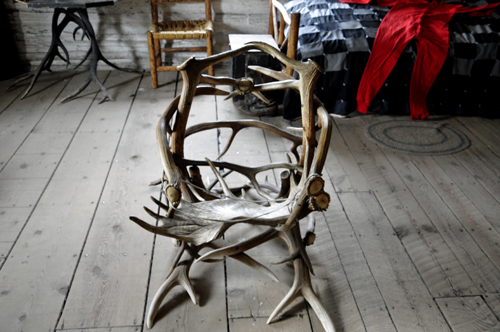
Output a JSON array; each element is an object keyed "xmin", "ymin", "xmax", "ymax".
[
  {"xmin": 194, "ymin": 158, "xmax": 301, "ymax": 200},
  {"xmin": 196, "ymin": 228, "xmax": 279, "ymax": 262},
  {"xmin": 165, "ymin": 240, "xmax": 186, "ymax": 279},
  {"xmin": 205, "ymin": 158, "xmax": 238, "ymax": 199},
  {"xmin": 143, "ymin": 206, "xmax": 169, "ymax": 224},
  {"xmin": 186, "ymin": 120, "xmax": 303, "ymax": 147},
  {"xmin": 205, "ymin": 239, "xmax": 279, "ymax": 282},
  {"xmin": 151, "ymin": 195, "xmax": 169, "ymax": 212},
  {"xmin": 252, "ymin": 79, "xmax": 299, "ymax": 93},
  {"xmin": 277, "ymin": 170, "xmax": 291, "ymax": 199},
  {"xmin": 270, "ymin": 247, "xmax": 300, "ymax": 265},
  {"xmin": 267, "ymin": 225, "xmax": 335, "ymax": 332},
  {"xmin": 245, "ymin": 174, "xmax": 274, "ymax": 201},
  {"xmin": 184, "ymin": 182, "xmax": 207, "ymax": 202},
  {"xmin": 216, "ymin": 129, "xmax": 239, "ymax": 160},
  {"xmin": 130, "ymin": 216, "xmax": 157, "ymax": 233},
  {"xmin": 287, "ymin": 126, "xmax": 303, "ymax": 133},
  {"xmin": 279, "ymin": 223, "xmax": 315, "ymax": 275},
  {"xmin": 207, "ymin": 169, "xmax": 233, "ymax": 191},
  {"xmin": 251, "ymin": 91, "xmax": 271, "ymax": 104},
  {"xmin": 248, "ymin": 65, "xmax": 293, "ymax": 81},
  {"xmin": 230, "ymin": 252, "xmax": 279, "ymax": 283},
  {"xmin": 149, "ymin": 177, "xmax": 163, "ymax": 186},
  {"xmin": 195, "ymin": 86, "xmax": 230, "ymax": 96},
  {"xmin": 296, "ymin": 233, "xmax": 315, "ymax": 275},
  {"xmin": 302, "ymin": 281, "xmax": 336, "ymax": 332},
  {"xmin": 255, "ymin": 174, "xmax": 281, "ymax": 195},
  {"xmin": 147, "ymin": 253, "xmax": 198, "ymax": 329},
  {"xmin": 267, "ymin": 257, "xmax": 335, "ymax": 332},
  {"xmin": 262, "ymin": 181, "xmax": 280, "ymax": 194},
  {"xmin": 223, "ymin": 90, "xmax": 241, "ymax": 101},
  {"xmin": 266, "ymin": 268, "xmax": 301, "ymax": 324},
  {"xmin": 130, "ymin": 212, "xmax": 179, "ymax": 237}
]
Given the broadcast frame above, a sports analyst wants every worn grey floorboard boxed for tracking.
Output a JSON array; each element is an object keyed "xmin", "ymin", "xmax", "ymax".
[
  {"xmin": 1, "ymin": 71, "xmax": 500, "ymax": 331},
  {"xmin": 0, "ymin": 71, "xmax": 140, "ymax": 332},
  {"xmin": 56, "ymin": 72, "xmax": 157, "ymax": 330}
]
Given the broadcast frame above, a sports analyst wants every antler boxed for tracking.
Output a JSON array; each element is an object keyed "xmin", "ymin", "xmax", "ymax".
[
  {"xmin": 196, "ymin": 222, "xmax": 334, "ymax": 331},
  {"xmin": 268, "ymin": 224, "xmax": 335, "ymax": 332},
  {"xmin": 147, "ymin": 245, "xmax": 197, "ymax": 329},
  {"xmin": 147, "ymin": 238, "xmax": 280, "ymax": 328},
  {"xmin": 186, "ymin": 120, "xmax": 302, "ymax": 161},
  {"xmin": 196, "ymin": 228, "xmax": 280, "ymax": 262},
  {"xmin": 174, "ymin": 156, "xmax": 303, "ymax": 201},
  {"xmin": 205, "ymin": 158, "xmax": 238, "ymax": 199}
]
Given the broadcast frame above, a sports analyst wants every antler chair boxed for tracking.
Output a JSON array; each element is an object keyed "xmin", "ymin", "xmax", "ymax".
[
  {"xmin": 130, "ymin": 42, "xmax": 336, "ymax": 332},
  {"xmin": 147, "ymin": 0, "xmax": 214, "ymax": 88}
]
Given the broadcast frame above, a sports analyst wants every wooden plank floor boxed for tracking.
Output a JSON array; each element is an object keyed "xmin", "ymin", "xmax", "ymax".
[{"xmin": 1, "ymin": 70, "xmax": 500, "ymax": 332}]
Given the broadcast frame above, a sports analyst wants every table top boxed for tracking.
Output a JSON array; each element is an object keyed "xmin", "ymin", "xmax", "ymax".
[
  {"xmin": 229, "ymin": 34, "xmax": 279, "ymax": 52},
  {"xmin": 15, "ymin": 0, "xmax": 120, "ymax": 9}
]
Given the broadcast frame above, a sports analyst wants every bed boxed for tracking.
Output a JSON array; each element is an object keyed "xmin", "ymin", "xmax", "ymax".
[{"xmin": 282, "ymin": 0, "xmax": 500, "ymax": 120}]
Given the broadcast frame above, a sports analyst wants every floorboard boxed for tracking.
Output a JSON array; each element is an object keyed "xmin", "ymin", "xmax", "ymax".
[
  {"xmin": 0, "ymin": 72, "xmax": 72, "ymax": 171},
  {"xmin": 57, "ymin": 72, "xmax": 153, "ymax": 329},
  {"xmin": 340, "ymin": 190, "xmax": 449, "ymax": 331},
  {"xmin": 339, "ymin": 116, "xmax": 477, "ymax": 298},
  {"xmin": 436, "ymin": 296, "xmax": 500, "ymax": 332},
  {"xmin": 325, "ymin": 185, "xmax": 397, "ymax": 332},
  {"xmin": 484, "ymin": 293, "xmax": 500, "ymax": 321},
  {"xmin": 0, "ymin": 78, "xmax": 25, "ymax": 115},
  {"xmin": 1, "ymin": 71, "xmax": 500, "ymax": 332}
]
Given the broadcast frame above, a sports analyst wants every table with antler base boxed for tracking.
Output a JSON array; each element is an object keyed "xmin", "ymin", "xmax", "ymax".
[{"xmin": 11, "ymin": 0, "xmax": 133, "ymax": 103}]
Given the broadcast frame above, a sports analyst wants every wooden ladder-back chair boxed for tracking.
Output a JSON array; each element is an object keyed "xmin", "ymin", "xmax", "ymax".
[
  {"xmin": 147, "ymin": 0, "xmax": 214, "ymax": 88},
  {"xmin": 130, "ymin": 43, "xmax": 335, "ymax": 332}
]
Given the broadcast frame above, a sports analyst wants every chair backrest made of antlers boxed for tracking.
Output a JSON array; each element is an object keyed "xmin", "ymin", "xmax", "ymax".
[{"xmin": 130, "ymin": 42, "xmax": 336, "ymax": 332}]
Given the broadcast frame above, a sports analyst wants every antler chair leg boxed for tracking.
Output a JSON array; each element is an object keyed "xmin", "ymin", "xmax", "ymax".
[
  {"xmin": 147, "ymin": 237, "xmax": 281, "ymax": 328},
  {"xmin": 269, "ymin": 224, "xmax": 336, "ymax": 332},
  {"xmin": 196, "ymin": 222, "xmax": 334, "ymax": 331},
  {"xmin": 147, "ymin": 246, "xmax": 197, "ymax": 329}
]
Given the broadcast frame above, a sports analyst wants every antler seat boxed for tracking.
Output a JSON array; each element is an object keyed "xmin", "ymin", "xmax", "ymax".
[{"xmin": 130, "ymin": 42, "xmax": 336, "ymax": 332}]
